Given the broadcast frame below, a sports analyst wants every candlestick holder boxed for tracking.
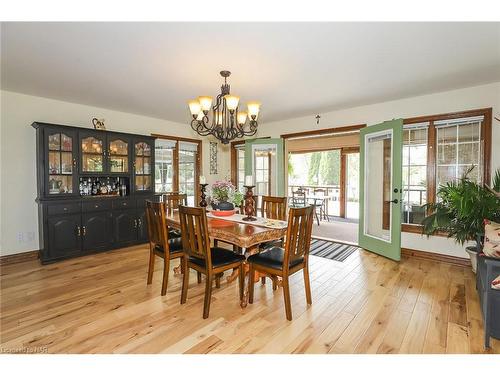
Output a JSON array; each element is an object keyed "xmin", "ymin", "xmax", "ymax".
[
  {"xmin": 242, "ymin": 185, "xmax": 257, "ymax": 221},
  {"xmin": 199, "ymin": 183, "xmax": 209, "ymax": 207}
]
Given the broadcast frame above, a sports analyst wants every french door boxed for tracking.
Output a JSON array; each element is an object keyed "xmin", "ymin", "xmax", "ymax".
[
  {"xmin": 358, "ymin": 119, "xmax": 403, "ymax": 261},
  {"xmin": 244, "ymin": 138, "xmax": 285, "ymax": 197}
]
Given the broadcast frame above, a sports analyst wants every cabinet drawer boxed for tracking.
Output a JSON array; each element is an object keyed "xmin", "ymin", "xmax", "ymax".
[
  {"xmin": 47, "ymin": 202, "xmax": 81, "ymax": 216},
  {"xmin": 112, "ymin": 199, "xmax": 136, "ymax": 210},
  {"xmin": 82, "ymin": 200, "xmax": 112, "ymax": 212}
]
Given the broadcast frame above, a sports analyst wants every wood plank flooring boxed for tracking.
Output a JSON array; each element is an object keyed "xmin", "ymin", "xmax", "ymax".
[{"xmin": 1, "ymin": 245, "xmax": 498, "ymax": 354}]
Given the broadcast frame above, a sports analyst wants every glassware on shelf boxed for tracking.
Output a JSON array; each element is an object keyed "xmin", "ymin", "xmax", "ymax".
[
  {"xmin": 82, "ymin": 136, "xmax": 104, "ymax": 172},
  {"xmin": 48, "ymin": 132, "xmax": 74, "ymax": 195},
  {"xmin": 109, "ymin": 139, "xmax": 129, "ymax": 172}
]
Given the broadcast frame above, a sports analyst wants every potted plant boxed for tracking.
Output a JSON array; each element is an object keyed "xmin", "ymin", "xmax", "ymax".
[
  {"xmin": 210, "ymin": 181, "xmax": 244, "ymax": 211},
  {"xmin": 421, "ymin": 167, "xmax": 500, "ymax": 272}
]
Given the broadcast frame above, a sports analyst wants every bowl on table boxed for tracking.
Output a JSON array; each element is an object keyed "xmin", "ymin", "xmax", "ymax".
[{"xmin": 211, "ymin": 209, "xmax": 237, "ymax": 217}]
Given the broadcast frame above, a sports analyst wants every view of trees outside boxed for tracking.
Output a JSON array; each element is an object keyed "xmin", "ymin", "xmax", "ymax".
[{"xmin": 288, "ymin": 150, "xmax": 341, "ymax": 186}]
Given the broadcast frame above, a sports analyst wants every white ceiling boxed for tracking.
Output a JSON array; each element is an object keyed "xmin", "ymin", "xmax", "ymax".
[{"xmin": 1, "ymin": 22, "xmax": 499, "ymax": 123}]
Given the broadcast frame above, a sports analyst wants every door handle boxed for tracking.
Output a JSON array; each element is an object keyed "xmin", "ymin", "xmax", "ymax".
[
  {"xmin": 82, "ymin": 226, "xmax": 86, "ymax": 236},
  {"xmin": 76, "ymin": 226, "xmax": 81, "ymax": 236},
  {"xmin": 390, "ymin": 199, "xmax": 399, "ymax": 204}
]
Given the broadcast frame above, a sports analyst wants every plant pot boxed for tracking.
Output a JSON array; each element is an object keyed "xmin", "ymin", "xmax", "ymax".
[
  {"xmin": 212, "ymin": 201, "xmax": 234, "ymax": 211},
  {"xmin": 465, "ymin": 245, "xmax": 479, "ymax": 273}
]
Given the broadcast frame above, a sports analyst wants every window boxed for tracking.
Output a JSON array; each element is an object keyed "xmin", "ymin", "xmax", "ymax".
[
  {"xmin": 402, "ymin": 125, "xmax": 428, "ymax": 224},
  {"xmin": 153, "ymin": 135, "xmax": 201, "ymax": 205},
  {"xmin": 402, "ymin": 108, "xmax": 492, "ymax": 233},
  {"xmin": 435, "ymin": 118, "xmax": 483, "ymax": 186}
]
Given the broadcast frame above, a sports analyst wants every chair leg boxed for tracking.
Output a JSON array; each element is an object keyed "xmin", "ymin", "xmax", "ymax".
[
  {"xmin": 261, "ymin": 276, "xmax": 266, "ymax": 285},
  {"xmin": 146, "ymin": 248, "xmax": 155, "ymax": 285},
  {"xmin": 203, "ymin": 273, "xmax": 213, "ymax": 319},
  {"xmin": 248, "ymin": 264, "xmax": 255, "ymax": 304},
  {"xmin": 282, "ymin": 276, "xmax": 292, "ymax": 320},
  {"xmin": 272, "ymin": 276, "xmax": 278, "ymax": 291},
  {"xmin": 161, "ymin": 258, "xmax": 170, "ymax": 296},
  {"xmin": 215, "ymin": 273, "xmax": 221, "ymax": 289},
  {"xmin": 197, "ymin": 271, "xmax": 202, "ymax": 284},
  {"xmin": 315, "ymin": 210, "xmax": 320, "ymax": 225},
  {"xmin": 303, "ymin": 265, "xmax": 312, "ymax": 305},
  {"xmin": 180, "ymin": 257, "xmax": 189, "ymax": 304},
  {"xmin": 238, "ymin": 263, "xmax": 245, "ymax": 301}
]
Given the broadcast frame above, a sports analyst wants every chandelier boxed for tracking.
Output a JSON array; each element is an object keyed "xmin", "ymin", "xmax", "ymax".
[{"xmin": 187, "ymin": 70, "xmax": 260, "ymax": 144}]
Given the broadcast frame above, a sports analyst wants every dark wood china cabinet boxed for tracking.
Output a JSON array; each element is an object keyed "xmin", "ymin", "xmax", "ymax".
[{"xmin": 33, "ymin": 122, "xmax": 156, "ymax": 263}]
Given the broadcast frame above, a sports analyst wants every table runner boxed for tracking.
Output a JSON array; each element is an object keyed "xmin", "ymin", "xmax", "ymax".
[{"xmin": 206, "ymin": 212, "xmax": 288, "ymax": 229}]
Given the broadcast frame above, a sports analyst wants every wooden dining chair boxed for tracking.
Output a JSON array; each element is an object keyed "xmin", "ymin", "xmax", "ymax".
[
  {"xmin": 145, "ymin": 200, "xmax": 184, "ymax": 296},
  {"xmin": 163, "ymin": 193, "xmax": 187, "ymax": 239},
  {"xmin": 179, "ymin": 205, "xmax": 246, "ymax": 319},
  {"xmin": 258, "ymin": 195, "xmax": 288, "ymax": 286},
  {"xmin": 247, "ymin": 205, "xmax": 315, "ymax": 320}
]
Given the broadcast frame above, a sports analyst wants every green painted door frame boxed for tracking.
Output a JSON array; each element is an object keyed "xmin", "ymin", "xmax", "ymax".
[
  {"xmin": 244, "ymin": 138, "xmax": 285, "ymax": 196},
  {"xmin": 358, "ymin": 119, "xmax": 403, "ymax": 261}
]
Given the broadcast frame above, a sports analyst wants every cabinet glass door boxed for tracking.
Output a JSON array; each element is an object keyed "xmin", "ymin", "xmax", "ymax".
[
  {"xmin": 134, "ymin": 141, "xmax": 152, "ymax": 191},
  {"xmin": 81, "ymin": 134, "xmax": 105, "ymax": 172},
  {"xmin": 47, "ymin": 131, "xmax": 76, "ymax": 195},
  {"xmin": 108, "ymin": 138, "xmax": 129, "ymax": 173}
]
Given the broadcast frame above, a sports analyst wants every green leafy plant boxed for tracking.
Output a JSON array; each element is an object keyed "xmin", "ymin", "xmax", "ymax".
[{"xmin": 421, "ymin": 166, "xmax": 500, "ymax": 249}]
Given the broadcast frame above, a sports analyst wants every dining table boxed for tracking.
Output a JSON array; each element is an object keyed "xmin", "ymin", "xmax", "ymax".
[{"xmin": 164, "ymin": 210, "xmax": 288, "ymax": 307}]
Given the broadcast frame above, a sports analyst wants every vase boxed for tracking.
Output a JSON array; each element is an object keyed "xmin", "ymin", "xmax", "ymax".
[
  {"xmin": 465, "ymin": 245, "xmax": 479, "ymax": 273},
  {"xmin": 213, "ymin": 201, "xmax": 234, "ymax": 211}
]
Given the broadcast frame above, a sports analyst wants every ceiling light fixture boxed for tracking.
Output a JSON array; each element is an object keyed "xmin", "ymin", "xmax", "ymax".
[{"xmin": 187, "ymin": 70, "xmax": 260, "ymax": 144}]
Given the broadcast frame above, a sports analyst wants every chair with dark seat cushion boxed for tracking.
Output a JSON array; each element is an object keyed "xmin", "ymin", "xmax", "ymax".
[
  {"xmin": 145, "ymin": 200, "xmax": 184, "ymax": 296},
  {"xmin": 179, "ymin": 205, "xmax": 245, "ymax": 319},
  {"xmin": 248, "ymin": 205, "xmax": 314, "ymax": 320},
  {"xmin": 248, "ymin": 247, "xmax": 304, "ymax": 270}
]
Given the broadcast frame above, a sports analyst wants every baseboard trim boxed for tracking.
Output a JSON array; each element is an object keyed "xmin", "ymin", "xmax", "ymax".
[
  {"xmin": 401, "ymin": 247, "xmax": 471, "ymax": 267},
  {"xmin": 0, "ymin": 250, "xmax": 40, "ymax": 266}
]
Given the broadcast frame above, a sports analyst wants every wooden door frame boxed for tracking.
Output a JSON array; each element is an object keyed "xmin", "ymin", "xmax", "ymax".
[
  {"xmin": 340, "ymin": 147, "xmax": 360, "ymax": 219},
  {"xmin": 151, "ymin": 134, "xmax": 202, "ymax": 202},
  {"xmin": 281, "ymin": 124, "xmax": 365, "ymax": 218}
]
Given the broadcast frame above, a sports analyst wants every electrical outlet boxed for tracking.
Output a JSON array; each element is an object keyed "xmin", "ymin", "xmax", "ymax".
[{"xmin": 17, "ymin": 232, "xmax": 24, "ymax": 243}]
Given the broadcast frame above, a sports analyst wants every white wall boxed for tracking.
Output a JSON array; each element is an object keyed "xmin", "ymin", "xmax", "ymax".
[
  {"xmin": 255, "ymin": 82, "xmax": 500, "ymax": 258},
  {"xmin": 0, "ymin": 90, "xmax": 230, "ymax": 256}
]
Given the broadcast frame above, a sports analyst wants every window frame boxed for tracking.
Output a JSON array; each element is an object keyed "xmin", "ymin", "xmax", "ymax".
[
  {"xmin": 151, "ymin": 133, "xmax": 202, "ymax": 202},
  {"xmin": 401, "ymin": 107, "xmax": 492, "ymax": 234}
]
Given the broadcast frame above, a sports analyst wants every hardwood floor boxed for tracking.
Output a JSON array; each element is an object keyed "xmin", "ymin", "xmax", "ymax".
[{"xmin": 1, "ymin": 245, "xmax": 498, "ymax": 354}]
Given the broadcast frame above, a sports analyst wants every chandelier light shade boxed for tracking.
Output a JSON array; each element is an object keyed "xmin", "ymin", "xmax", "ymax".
[{"xmin": 187, "ymin": 70, "xmax": 260, "ymax": 144}]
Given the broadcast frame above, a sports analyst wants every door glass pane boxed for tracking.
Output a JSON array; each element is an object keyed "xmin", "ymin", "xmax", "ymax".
[
  {"xmin": 253, "ymin": 146, "xmax": 276, "ymax": 196},
  {"xmin": 155, "ymin": 139, "xmax": 175, "ymax": 193},
  {"xmin": 179, "ymin": 149, "xmax": 196, "ymax": 205},
  {"xmin": 61, "ymin": 152, "xmax": 73, "ymax": 174},
  {"xmin": 81, "ymin": 136, "xmax": 103, "ymax": 172},
  {"xmin": 61, "ymin": 134, "xmax": 72, "ymax": 151},
  {"xmin": 48, "ymin": 132, "xmax": 74, "ymax": 195},
  {"xmin": 109, "ymin": 139, "xmax": 129, "ymax": 173},
  {"xmin": 364, "ymin": 132, "xmax": 392, "ymax": 241},
  {"xmin": 49, "ymin": 151, "xmax": 61, "ymax": 174},
  {"xmin": 346, "ymin": 152, "xmax": 360, "ymax": 220},
  {"xmin": 48, "ymin": 134, "xmax": 61, "ymax": 150}
]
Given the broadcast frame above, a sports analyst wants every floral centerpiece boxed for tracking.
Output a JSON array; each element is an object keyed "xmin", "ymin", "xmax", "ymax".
[{"xmin": 210, "ymin": 180, "xmax": 244, "ymax": 211}]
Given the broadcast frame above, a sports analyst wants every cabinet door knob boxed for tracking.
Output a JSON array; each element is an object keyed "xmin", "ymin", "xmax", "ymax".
[
  {"xmin": 133, "ymin": 219, "xmax": 138, "ymax": 228},
  {"xmin": 82, "ymin": 226, "xmax": 86, "ymax": 236},
  {"xmin": 76, "ymin": 226, "xmax": 81, "ymax": 236}
]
